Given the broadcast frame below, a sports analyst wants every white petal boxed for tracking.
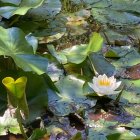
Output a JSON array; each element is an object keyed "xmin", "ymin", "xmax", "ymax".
[
  {"xmin": 92, "ymin": 77, "xmax": 98, "ymax": 83},
  {"xmin": 109, "ymin": 76, "xmax": 116, "ymax": 83},
  {"xmin": 88, "ymin": 82, "xmax": 100, "ymax": 93},
  {"xmin": 107, "ymin": 90, "xmax": 121, "ymax": 95},
  {"xmin": 92, "ymin": 84, "xmax": 100, "ymax": 93},
  {"xmin": 115, "ymin": 81, "xmax": 122, "ymax": 89},
  {"xmin": 88, "ymin": 82, "xmax": 94, "ymax": 89}
]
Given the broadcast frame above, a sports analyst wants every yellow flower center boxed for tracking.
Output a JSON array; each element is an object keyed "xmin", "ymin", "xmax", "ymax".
[{"xmin": 98, "ymin": 79, "xmax": 111, "ymax": 86}]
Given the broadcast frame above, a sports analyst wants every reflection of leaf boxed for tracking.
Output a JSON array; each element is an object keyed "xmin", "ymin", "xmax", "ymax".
[{"xmin": 0, "ymin": 0, "xmax": 44, "ymax": 19}]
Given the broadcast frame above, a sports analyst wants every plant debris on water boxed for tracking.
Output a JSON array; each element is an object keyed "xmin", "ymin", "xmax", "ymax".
[{"xmin": 0, "ymin": 0, "xmax": 140, "ymax": 140}]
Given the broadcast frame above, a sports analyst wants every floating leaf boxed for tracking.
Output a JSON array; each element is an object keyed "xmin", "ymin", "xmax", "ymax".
[
  {"xmin": 0, "ymin": 27, "xmax": 48, "ymax": 74},
  {"xmin": 0, "ymin": 0, "xmax": 44, "ymax": 19},
  {"xmin": 62, "ymin": 32, "xmax": 103, "ymax": 64},
  {"xmin": 89, "ymin": 53, "xmax": 116, "ymax": 76},
  {"xmin": 87, "ymin": 32, "xmax": 103, "ymax": 53},
  {"xmin": 27, "ymin": 0, "xmax": 62, "ymax": 20},
  {"xmin": 49, "ymin": 75, "xmax": 96, "ymax": 116}
]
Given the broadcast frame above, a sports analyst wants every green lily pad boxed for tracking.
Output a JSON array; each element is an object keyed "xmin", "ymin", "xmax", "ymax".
[
  {"xmin": 0, "ymin": 0, "xmax": 44, "ymax": 19},
  {"xmin": 0, "ymin": 27, "xmax": 48, "ymax": 75},
  {"xmin": 113, "ymin": 48, "xmax": 140, "ymax": 69},
  {"xmin": 48, "ymin": 75, "xmax": 96, "ymax": 116},
  {"xmin": 61, "ymin": 32, "xmax": 103, "ymax": 64},
  {"xmin": 89, "ymin": 53, "xmax": 116, "ymax": 76},
  {"xmin": 27, "ymin": 0, "xmax": 61, "ymax": 20}
]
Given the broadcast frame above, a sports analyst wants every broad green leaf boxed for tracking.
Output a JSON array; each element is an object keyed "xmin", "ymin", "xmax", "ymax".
[
  {"xmin": 61, "ymin": 32, "xmax": 103, "ymax": 64},
  {"xmin": 49, "ymin": 75, "xmax": 96, "ymax": 116},
  {"xmin": 0, "ymin": 27, "xmax": 48, "ymax": 74},
  {"xmin": 104, "ymin": 47, "xmax": 131, "ymax": 58},
  {"xmin": 47, "ymin": 45, "xmax": 67, "ymax": 64},
  {"xmin": 14, "ymin": 54, "xmax": 48, "ymax": 75},
  {"xmin": 0, "ymin": 0, "xmax": 44, "ymax": 19},
  {"xmin": 87, "ymin": 32, "xmax": 103, "ymax": 53},
  {"xmin": 27, "ymin": 0, "xmax": 62, "ymax": 20},
  {"xmin": 0, "ymin": 26, "xmax": 33, "ymax": 55},
  {"xmin": 62, "ymin": 44, "xmax": 88, "ymax": 64},
  {"xmin": 90, "ymin": 1, "xmax": 140, "ymax": 40},
  {"xmin": 89, "ymin": 53, "xmax": 116, "ymax": 76}
]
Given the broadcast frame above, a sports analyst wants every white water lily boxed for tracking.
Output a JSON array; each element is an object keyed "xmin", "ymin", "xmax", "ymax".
[{"xmin": 88, "ymin": 74, "xmax": 121, "ymax": 96}]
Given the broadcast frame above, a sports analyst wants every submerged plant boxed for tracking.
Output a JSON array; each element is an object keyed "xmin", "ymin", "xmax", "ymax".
[{"xmin": 88, "ymin": 74, "xmax": 121, "ymax": 96}]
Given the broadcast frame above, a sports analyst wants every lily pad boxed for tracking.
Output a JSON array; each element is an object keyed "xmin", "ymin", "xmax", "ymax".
[
  {"xmin": 0, "ymin": 0, "xmax": 44, "ymax": 19},
  {"xmin": 89, "ymin": 53, "xmax": 116, "ymax": 76},
  {"xmin": 27, "ymin": 0, "xmax": 61, "ymax": 20},
  {"xmin": 61, "ymin": 32, "xmax": 103, "ymax": 64},
  {"xmin": 48, "ymin": 75, "xmax": 96, "ymax": 116},
  {"xmin": 0, "ymin": 26, "xmax": 48, "ymax": 75}
]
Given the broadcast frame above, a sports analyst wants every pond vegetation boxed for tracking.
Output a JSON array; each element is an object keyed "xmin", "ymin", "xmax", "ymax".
[{"xmin": 0, "ymin": 0, "xmax": 140, "ymax": 139}]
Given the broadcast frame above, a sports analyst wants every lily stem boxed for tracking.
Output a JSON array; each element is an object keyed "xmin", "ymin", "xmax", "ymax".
[
  {"xmin": 114, "ymin": 86, "xmax": 124, "ymax": 104},
  {"xmin": 16, "ymin": 108, "xmax": 28, "ymax": 140}
]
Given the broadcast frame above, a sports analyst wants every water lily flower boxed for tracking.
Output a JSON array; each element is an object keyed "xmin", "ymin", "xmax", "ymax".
[{"xmin": 88, "ymin": 74, "xmax": 121, "ymax": 96}]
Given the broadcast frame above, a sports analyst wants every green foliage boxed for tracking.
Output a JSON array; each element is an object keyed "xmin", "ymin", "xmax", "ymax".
[
  {"xmin": 61, "ymin": 32, "xmax": 103, "ymax": 64},
  {"xmin": 0, "ymin": 0, "xmax": 44, "ymax": 19},
  {"xmin": 0, "ymin": 0, "xmax": 140, "ymax": 139},
  {"xmin": 27, "ymin": 128, "xmax": 47, "ymax": 140},
  {"xmin": 0, "ymin": 26, "xmax": 48, "ymax": 75},
  {"xmin": 0, "ymin": 109, "xmax": 21, "ymax": 135},
  {"xmin": 2, "ymin": 76, "xmax": 29, "ymax": 118},
  {"xmin": 89, "ymin": 53, "xmax": 116, "ymax": 76},
  {"xmin": 49, "ymin": 75, "xmax": 96, "ymax": 116}
]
